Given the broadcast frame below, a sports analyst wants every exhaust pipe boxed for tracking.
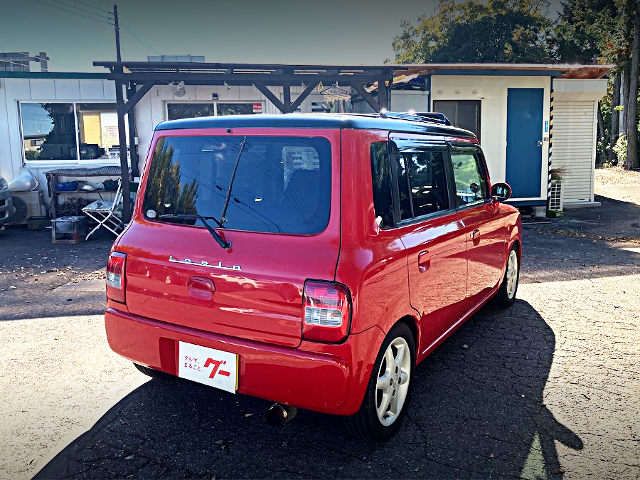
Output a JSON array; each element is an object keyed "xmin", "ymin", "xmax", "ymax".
[{"xmin": 266, "ymin": 403, "xmax": 298, "ymax": 426}]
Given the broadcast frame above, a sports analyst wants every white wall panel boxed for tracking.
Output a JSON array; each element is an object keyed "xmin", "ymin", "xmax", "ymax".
[
  {"xmin": 80, "ymin": 80, "xmax": 106, "ymax": 100},
  {"xmin": 29, "ymin": 79, "xmax": 55, "ymax": 99},
  {"xmin": 54, "ymin": 80, "xmax": 80, "ymax": 99},
  {"xmin": 103, "ymin": 80, "xmax": 116, "ymax": 100}
]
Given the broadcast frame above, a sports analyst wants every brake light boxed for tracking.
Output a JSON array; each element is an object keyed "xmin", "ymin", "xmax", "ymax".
[
  {"xmin": 302, "ymin": 280, "xmax": 351, "ymax": 343},
  {"xmin": 106, "ymin": 252, "xmax": 127, "ymax": 303}
]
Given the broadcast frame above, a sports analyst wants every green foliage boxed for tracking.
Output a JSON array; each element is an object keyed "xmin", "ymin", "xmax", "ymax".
[
  {"xmin": 613, "ymin": 134, "xmax": 628, "ymax": 165},
  {"xmin": 553, "ymin": 0, "xmax": 618, "ymax": 63},
  {"xmin": 393, "ymin": 0, "xmax": 554, "ymax": 63},
  {"xmin": 143, "ymin": 138, "xmax": 198, "ymax": 217}
]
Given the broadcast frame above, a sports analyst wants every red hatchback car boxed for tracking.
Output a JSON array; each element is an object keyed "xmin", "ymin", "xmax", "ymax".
[{"xmin": 105, "ymin": 112, "xmax": 521, "ymax": 441}]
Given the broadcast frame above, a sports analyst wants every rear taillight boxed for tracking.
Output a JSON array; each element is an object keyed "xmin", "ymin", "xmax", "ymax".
[
  {"xmin": 302, "ymin": 280, "xmax": 351, "ymax": 343},
  {"xmin": 106, "ymin": 252, "xmax": 127, "ymax": 303}
]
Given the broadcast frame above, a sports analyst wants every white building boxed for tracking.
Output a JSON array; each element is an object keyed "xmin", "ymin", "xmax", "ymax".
[{"xmin": 0, "ymin": 63, "xmax": 610, "ymax": 217}]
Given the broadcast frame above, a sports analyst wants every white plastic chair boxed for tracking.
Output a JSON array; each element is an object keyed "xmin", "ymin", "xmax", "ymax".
[{"xmin": 82, "ymin": 179, "xmax": 124, "ymax": 239}]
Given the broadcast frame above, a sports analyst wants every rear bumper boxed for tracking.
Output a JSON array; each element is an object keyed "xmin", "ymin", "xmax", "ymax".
[
  {"xmin": 0, "ymin": 189, "xmax": 12, "ymax": 225},
  {"xmin": 105, "ymin": 308, "xmax": 384, "ymax": 416}
]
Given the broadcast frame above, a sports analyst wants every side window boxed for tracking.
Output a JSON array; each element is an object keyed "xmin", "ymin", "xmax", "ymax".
[
  {"xmin": 405, "ymin": 150, "xmax": 449, "ymax": 216},
  {"xmin": 397, "ymin": 154, "xmax": 413, "ymax": 220},
  {"xmin": 370, "ymin": 142, "xmax": 394, "ymax": 228},
  {"xmin": 450, "ymin": 152, "xmax": 488, "ymax": 206},
  {"xmin": 393, "ymin": 144, "xmax": 449, "ymax": 221}
]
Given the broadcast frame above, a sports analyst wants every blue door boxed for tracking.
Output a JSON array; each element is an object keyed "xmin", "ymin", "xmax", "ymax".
[{"xmin": 506, "ymin": 88, "xmax": 544, "ymax": 198}]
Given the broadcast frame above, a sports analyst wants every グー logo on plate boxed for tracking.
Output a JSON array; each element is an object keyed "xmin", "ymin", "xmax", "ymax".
[{"xmin": 178, "ymin": 341, "xmax": 238, "ymax": 393}]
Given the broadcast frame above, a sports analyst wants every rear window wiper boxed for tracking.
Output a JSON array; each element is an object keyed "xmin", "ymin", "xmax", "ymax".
[
  {"xmin": 220, "ymin": 137, "xmax": 247, "ymax": 225},
  {"xmin": 158, "ymin": 213, "xmax": 231, "ymax": 250}
]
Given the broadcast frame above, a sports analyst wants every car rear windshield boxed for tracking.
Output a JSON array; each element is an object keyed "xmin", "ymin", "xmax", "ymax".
[{"xmin": 142, "ymin": 135, "xmax": 331, "ymax": 234}]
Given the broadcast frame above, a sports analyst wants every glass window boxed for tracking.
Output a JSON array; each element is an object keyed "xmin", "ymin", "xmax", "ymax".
[
  {"xmin": 451, "ymin": 152, "xmax": 488, "ymax": 206},
  {"xmin": 217, "ymin": 103, "xmax": 258, "ymax": 116},
  {"xmin": 391, "ymin": 142, "xmax": 449, "ymax": 221},
  {"xmin": 21, "ymin": 102, "xmax": 127, "ymax": 163},
  {"xmin": 21, "ymin": 103, "xmax": 77, "ymax": 160},
  {"xmin": 370, "ymin": 142, "xmax": 393, "ymax": 228},
  {"xmin": 395, "ymin": 152, "xmax": 413, "ymax": 221},
  {"xmin": 405, "ymin": 149, "xmax": 449, "ymax": 216},
  {"xmin": 167, "ymin": 103, "xmax": 215, "ymax": 120},
  {"xmin": 433, "ymin": 100, "xmax": 481, "ymax": 138},
  {"xmin": 77, "ymin": 103, "xmax": 128, "ymax": 161},
  {"xmin": 142, "ymin": 136, "xmax": 331, "ymax": 234}
]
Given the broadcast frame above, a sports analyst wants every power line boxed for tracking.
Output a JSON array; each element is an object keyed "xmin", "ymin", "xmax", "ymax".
[
  {"xmin": 31, "ymin": 0, "xmax": 114, "ymax": 25},
  {"xmin": 67, "ymin": 0, "xmax": 111, "ymax": 14},
  {"xmin": 45, "ymin": 0, "xmax": 113, "ymax": 20},
  {"xmin": 121, "ymin": 23, "xmax": 161, "ymax": 55}
]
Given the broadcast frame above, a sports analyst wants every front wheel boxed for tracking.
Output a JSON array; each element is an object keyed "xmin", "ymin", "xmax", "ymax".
[
  {"xmin": 494, "ymin": 246, "xmax": 519, "ymax": 308},
  {"xmin": 344, "ymin": 322, "xmax": 415, "ymax": 442}
]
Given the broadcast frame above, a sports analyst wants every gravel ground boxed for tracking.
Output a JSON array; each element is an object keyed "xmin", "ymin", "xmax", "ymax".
[{"xmin": 0, "ymin": 178, "xmax": 639, "ymax": 479}]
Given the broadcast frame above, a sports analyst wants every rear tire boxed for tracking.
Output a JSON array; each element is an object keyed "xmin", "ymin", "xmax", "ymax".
[
  {"xmin": 344, "ymin": 322, "xmax": 415, "ymax": 442},
  {"xmin": 494, "ymin": 246, "xmax": 519, "ymax": 308},
  {"xmin": 133, "ymin": 363, "xmax": 166, "ymax": 378}
]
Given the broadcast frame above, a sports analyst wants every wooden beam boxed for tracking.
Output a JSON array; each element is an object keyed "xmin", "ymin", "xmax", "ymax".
[
  {"xmin": 107, "ymin": 73, "xmax": 385, "ymax": 85},
  {"xmin": 124, "ymin": 82, "xmax": 156, "ymax": 113},
  {"xmin": 378, "ymin": 77, "xmax": 388, "ymax": 111},
  {"xmin": 289, "ymin": 81, "xmax": 320, "ymax": 113},
  {"xmin": 283, "ymin": 83, "xmax": 291, "ymax": 113},
  {"xmin": 350, "ymin": 82, "xmax": 380, "ymax": 112},
  {"xmin": 254, "ymin": 82, "xmax": 286, "ymax": 113},
  {"xmin": 115, "ymin": 79, "xmax": 132, "ymax": 222}
]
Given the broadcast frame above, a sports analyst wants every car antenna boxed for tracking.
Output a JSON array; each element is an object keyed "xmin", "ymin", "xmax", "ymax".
[{"xmin": 220, "ymin": 137, "xmax": 247, "ymax": 225}]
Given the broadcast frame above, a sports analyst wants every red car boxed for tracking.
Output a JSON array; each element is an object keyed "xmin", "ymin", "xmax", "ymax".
[{"xmin": 105, "ymin": 112, "xmax": 521, "ymax": 441}]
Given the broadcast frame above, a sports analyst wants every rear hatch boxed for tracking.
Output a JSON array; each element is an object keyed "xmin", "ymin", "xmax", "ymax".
[{"xmin": 119, "ymin": 130, "xmax": 341, "ymax": 348}]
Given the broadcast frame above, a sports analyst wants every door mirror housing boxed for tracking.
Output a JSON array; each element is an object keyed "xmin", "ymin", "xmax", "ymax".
[{"xmin": 491, "ymin": 182, "xmax": 512, "ymax": 201}]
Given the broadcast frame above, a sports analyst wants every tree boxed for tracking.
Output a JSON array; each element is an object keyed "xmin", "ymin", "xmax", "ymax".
[
  {"xmin": 554, "ymin": 0, "xmax": 638, "ymax": 167},
  {"xmin": 626, "ymin": 0, "xmax": 640, "ymax": 169},
  {"xmin": 553, "ymin": 0, "xmax": 618, "ymax": 63},
  {"xmin": 393, "ymin": 0, "xmax": 555, "ymax": 63}
]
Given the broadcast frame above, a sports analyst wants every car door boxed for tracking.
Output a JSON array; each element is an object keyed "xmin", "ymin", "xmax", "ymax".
[
  {"xmin": 449, "ymin": 145, "xmax": 507, "ymax": 308},
  {"xmin": 391, "ymin": 137, "xmax": 468, "ymax": 354}
]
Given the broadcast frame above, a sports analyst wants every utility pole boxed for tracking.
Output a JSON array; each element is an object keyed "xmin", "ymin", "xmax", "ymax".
[
  {"xmin": 112, "ymin": 3, "xmax": 132, "ymax": 221},
  {"xmin": 113, "ymin": 4, "xmax": 122, "ymax": 63}
]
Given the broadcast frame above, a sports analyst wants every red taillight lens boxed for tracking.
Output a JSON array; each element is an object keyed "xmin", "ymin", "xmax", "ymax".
[
  {"xmin": 302, "ymin": 280, "xmax": 351, "ymax": 343},
  {"xmin": 106, "ymin": 252, "xmax": 126, "ymax": 303}
]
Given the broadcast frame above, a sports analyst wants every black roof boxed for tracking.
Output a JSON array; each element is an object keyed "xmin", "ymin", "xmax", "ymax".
[{"xmin": 154, "ymin": 113, "xmax": 476, "ymax": 138}]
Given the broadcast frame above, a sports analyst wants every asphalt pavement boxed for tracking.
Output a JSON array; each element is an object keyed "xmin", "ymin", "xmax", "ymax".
[{"xmin": 0, "ymin": 196, "xmax": 638, "ymax": 479}]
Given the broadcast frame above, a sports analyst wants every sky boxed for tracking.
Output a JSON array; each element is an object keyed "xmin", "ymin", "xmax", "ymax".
[{"xmin": 1, "ymin": 0, "xmax": 565, "ymax": 73}]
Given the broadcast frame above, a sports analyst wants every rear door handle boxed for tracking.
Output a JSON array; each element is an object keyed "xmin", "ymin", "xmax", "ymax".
[
  {"xmin": 187, "ymin": 277, "xmax": 215, "ymax": 301},
  {"xmin": 418, "ymin": 250, "xmax": 431, "ymax": 273}
]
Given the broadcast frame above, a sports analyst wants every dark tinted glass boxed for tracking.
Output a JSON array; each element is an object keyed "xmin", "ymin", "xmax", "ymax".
[
  {"xmin": 396, "ymin": 153, "xmax": 413, "ymax": 220},
  {"xmin": 457, "ymin": 102, "xmax": 480, "ymax": 134},
  {"xmin": 143, "ymin": 136, "xmax": 331, "ymax": 234},
  {"xmin": 451, "ymin": 152, "xmax": 488, "ymax": 206},
  {"xmin": 217, "ymin": 103, "xmax": 257, "ymax": 116},
  {"xmin": 167, "ymin": 103, "xmax": 215, "ymax": 120},
  {"xmin": 433, "ymin": 100, "xmax": 481, "ymax": 137},
  {"xmin": 370, "ymin": 142, "xmax": 394, "ymax": 228},
  {"xmin": 405, "ymin": 150, "xmax": 449, "ymax": 216},
  {"xmin": 21, "ymin": 103, "xmax": 77, "ymax": 160}
]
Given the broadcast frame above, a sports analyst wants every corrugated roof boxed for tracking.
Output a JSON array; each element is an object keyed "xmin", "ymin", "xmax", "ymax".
[{"xmin": 400, "ymin": 63, "xmax": 613, "ymax": 79}]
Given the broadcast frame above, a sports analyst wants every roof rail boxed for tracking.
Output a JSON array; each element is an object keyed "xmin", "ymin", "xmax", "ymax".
[{"xmin": 378, "ymin": 110, "xmax": 452, "ymax": 126}]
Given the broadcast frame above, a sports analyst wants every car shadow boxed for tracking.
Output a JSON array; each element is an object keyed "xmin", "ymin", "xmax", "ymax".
[{"xmin": 35, "ymin": 300, "xmax": 581, "ymax": 479}]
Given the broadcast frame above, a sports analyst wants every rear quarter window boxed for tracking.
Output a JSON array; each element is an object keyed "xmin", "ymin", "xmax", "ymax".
[{"xmin": 142, "ymin": 135, "xmax": 331, "ymax": 234}]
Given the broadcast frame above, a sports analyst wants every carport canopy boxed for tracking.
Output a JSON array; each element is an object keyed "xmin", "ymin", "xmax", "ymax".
[{"xmin": 93, "ymin": 60, "xmax": 401, "ymax": 222}]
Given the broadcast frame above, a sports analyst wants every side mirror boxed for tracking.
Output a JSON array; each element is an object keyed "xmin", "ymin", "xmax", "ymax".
[{"xmin": 491, "ymin": 182, "xmax": 512, "ymax": 201}]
